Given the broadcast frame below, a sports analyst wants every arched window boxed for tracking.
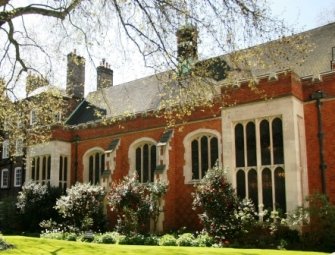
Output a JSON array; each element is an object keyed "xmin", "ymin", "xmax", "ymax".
[
  {"xmin": 135, "ymin": 143, "xmax": 156, "ymax": 183},
  {"xmin": 272, "ymin": 118, "xmax": 284, "ymax": 164},
  {"xmin": 88, "ymin": 152, "xmax": 105, "ymax": 184},
  {"xmin": 234, "ymin": 117, "xmax": 286, "ymax": 213},
  {"xmin": 260, "ymin": 120, "xmax": 271, "ymax": 165},
  {"xmin": 191, "ymin": 135, "xmax": 218, "ymax": 180},
  {"xmin": 246, "ymin": 122, "xmax": 257, "ymax": 166},
  {"xmin": 235, "ymin": 124, "xmax": 245, "ymax": 167}
]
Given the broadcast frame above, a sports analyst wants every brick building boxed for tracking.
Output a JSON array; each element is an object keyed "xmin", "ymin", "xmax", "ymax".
[{"xmin": 23, "ymin": 22, "xmax": 335, "ymax": 232}]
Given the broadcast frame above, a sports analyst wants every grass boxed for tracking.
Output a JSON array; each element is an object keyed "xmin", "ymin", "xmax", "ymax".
[{"xmin": 1, "ymin": 236, "xmax": 328, "ymax": 255}]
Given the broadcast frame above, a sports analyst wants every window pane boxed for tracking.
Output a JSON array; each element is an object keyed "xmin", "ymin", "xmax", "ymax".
[
  {"xmin": 272, "ymin": 118, "xmax": 284, "ymax": 164},
  {"xmin": 136, "ymin": 147, "xmax": 142, "ymax": 181},
  {"xmin": 47, "ymin": 156, "xmax": 51, "ymax": 180},
  {"xmin": 42, "ymin": 156, "xmax": 46, "ymax": 180},
  {"xmin": 143, "ymin": 144, "xmax": 149, "ymax": 182},
  {"xmin": 275, "ymin": 167, "xmax": 286, "ymax": 213},
  {"xmin": 235, "ymin": 124, "xmax": 245, "ymax": 167},
  {"xmin": 260, "ymin": 120, "xmax": 271, "ymax": 165},
  {"xmin": 236, "ymin": 170, "xmax": 246, "ymax": 199},
  {"xmin": 150, "ymin": 145, "xmax": 156, "ymax": 182},
  {"xmin": 89, "ymin": 155, "xmax": 94, "ymax": 183},
  {"xmin": 262, "ymin": 168, "xmax": 273, "ymax": 210},
  {"xmin": 201, "ymin": 136, "xmax": 209, "ymax": 178},
  {"xmin": 31, "ymin": 158, "xmax": 35, "ymax": 180},
  {"xmin": 64, "ymin": 157, "xmax": 68, "ymax": 182},
  {"xmin": 36, "ymin": 157, "xmax": 40, "ymax": 181},
  {"xmin": 95, "ymin": 153, "xmax": 100, "ymax": 184},
  {"xmin": 210, "ymin": 137, "xmax": 218, "ymax": 168},
  {"xmin": 191, "ymin": 140, "xmax": 199, "ymax": 180},
  {"xmin": 246, "ymin": 122, "xmax": 257, "ymax": 166},
  {"xmin": 59, "ymin": 156, "xmax": 63, "ymax": 181},
  {"xmin": 101, "ymin": 154, "xmax": 105, "ymax": 175},
  {"xmin": 248, "ymin": 169, "xmax": 258, "ymax": 210}
]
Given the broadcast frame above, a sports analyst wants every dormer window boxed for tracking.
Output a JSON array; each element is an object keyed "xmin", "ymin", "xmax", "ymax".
[
  {"xmin": 2, "ymin": 140, "xmax": 9, "ymax": 159},
  {"xmin": 30, "ymin": 110, "xmax": 37, "ymax": 126}
]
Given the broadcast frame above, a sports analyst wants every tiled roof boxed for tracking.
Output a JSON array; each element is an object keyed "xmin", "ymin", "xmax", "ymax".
[{"xmin": 69, "ymin": 22, "xmax": 335, "ymax": 125}]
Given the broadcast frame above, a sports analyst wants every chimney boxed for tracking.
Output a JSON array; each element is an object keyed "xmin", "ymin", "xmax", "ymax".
[
  {"xmin": 331, "ymin": 47, "xmax": 335, "ymax": 70},
  {"xmin": 66, "ymin": 50, "xmax": 85, "ymax": 98},
  {"xmin": 176, "ymin": 25, "xmax": 198, "ymax": 64},
  {"xmin": 97, "ymin": 59, "xmax": 113, "ymax": 90}
]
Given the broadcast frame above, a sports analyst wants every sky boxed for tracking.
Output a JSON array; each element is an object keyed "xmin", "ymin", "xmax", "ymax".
[
  {"xmin": 268, "ymin": 0, "xmax": 335, "ymax": 31},
  {"xmin": 3, "ymin": 0, "xmax": 335, "ymax": 97},
  {"xmin": 107, "ymin": 0, "xmax": 335, "ymax": 87}
]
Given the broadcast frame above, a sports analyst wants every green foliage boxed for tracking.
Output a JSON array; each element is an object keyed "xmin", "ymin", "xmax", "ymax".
[
  {"xmin": 16, "ymin": 181, "xmax": 62, "ymax": 232},
  {"xmin": 194, "ymin": 232, "xmax": 214, "ymax": 247},
  {"xmin": 176, "ymin": 233, "xmax": 195, "ymax": 246},
  {"xmin": 118, "ymin": 234, "xmax": 146, "ymax": 245},
  {"xmin": 54, "ymin": 182, "xmax": 106, "ymax": 232},
  {"xmin": 192, "ymin": 166, "xmax": 241, "ymax": 242},
  {"xmin": 287, "ymin": 193, "xmax": 335, "ymax": 252},
  {"xmin": 108, "ymin": 175, "xmax": 167, "ymax": 234},
  {"xmin": 0, "ymin": 195, "xmax": 21, "ymax": 234},
  {"xmin": 158, "ymin": 234, "xmax": 177, "ymax": 246}
]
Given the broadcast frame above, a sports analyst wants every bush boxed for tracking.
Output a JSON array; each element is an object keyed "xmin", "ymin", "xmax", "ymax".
[
  {"xmin": 66, "ymin": 233, "xmax": 77, "ymax": 241},
  {"xmin": 195, "ymin": 232, "xmax": 214, "ymax": 247},
  {"xmin": 193, "ymin": 166, "xmax": 241, "ymax": 242},
  {"xmin": 0, "ymin": 195, "xmax": 21, "ymax": 234},
  {"xmin": 176, "ymin": 233, "xmax": 195, "ymax": 246},
  {"xmin": 159, "ymin": 234, "xmax": 177, "ymax": 246},
  {"xmin": 108, "ymin": 175, "xmax": 167, "ymax": 235},
  {"xmin": 55, "ymin": 182, "xmax": 106, "ymax": 232},
  {"xmin": 118, "ymin": 234, "xmax": 146, "ymax": 245},
  {"xmin": 287, "ymin": 193, "xmax": 335, "ymax": 252},
  {"xmin": 100, "ymin": 233, "xmax": 117, "ymax": 244},
  {"xmin": 16, "ymin": 182, "xmax": 62, "ymax": 232}
]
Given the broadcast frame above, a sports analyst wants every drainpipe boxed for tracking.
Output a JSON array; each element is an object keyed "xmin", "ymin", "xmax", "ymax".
[
  {"xmin": 73, "ymin": 135, "xmax": 80, "ymax": 183},
  {"xmin": 310, "ymin": 90, "xmax": 327, "ymax": 195}
]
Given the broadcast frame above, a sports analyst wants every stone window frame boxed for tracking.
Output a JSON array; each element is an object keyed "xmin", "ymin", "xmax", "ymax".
[
  {"xmin": 183, "ymin": 129, "xmax": 222, "ymax": 184},
  {"xmin": 128, "ymin": 137, "xmax": 157, "ymax": 183},
  {"xmin": 83, "ymin": 147, "xmax": 105, "ymax": 184},
  {"xmin": 14, "ymin": 167, "xmax": 22, "ymax": 187}
]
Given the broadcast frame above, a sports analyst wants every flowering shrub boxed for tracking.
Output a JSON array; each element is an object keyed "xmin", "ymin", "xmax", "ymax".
[
  {"xmin": 158, "ymin": 234, "xmax": 177, "ymax": 246},
  {"xmin": 287, "ymin": 193, "xmax": 335, "ymax": 252},
  {"xmin": 108, "ymin": 175, "xmax": 167, "ymax": 234},
  {"xmin": 193, "ymin": 166, "xmax": 241, "ymax": 243},
  {"xmin": 16, "ymin": 181, "xmax": 62, "ymax": 232},
  {"xmin": 176, "ymin": 233, "xmax": 195, "ymax": 246},
  {"xmin": 55, "ymin": 182, "xmax": 106, "ymax": 232}
]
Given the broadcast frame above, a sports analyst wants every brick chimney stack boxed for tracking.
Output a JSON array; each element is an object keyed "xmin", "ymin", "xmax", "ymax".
[
  {"xmin": 97, "ymin": 59, "xmax": 113, "ymax": 90},
  {"xmin": 66, "ymin": 50, "xmax": 85, "ymax": 98},
  {"xmin": 176, "ymin": 25, "xmax": 198, "ymax": 64}
]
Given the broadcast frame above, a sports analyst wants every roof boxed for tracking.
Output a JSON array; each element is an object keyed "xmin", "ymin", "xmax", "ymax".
[{"xmin": 68, "ymin": 22, "xmax": 335, "ymax": 126}]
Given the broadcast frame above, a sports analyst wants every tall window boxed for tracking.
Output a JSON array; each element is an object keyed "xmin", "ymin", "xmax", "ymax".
[
  {"xmin": 191, "ymin": 134, "xmax": 218, "ymax": 180},
  {"xmin": 2, "ymin": 140, "xmax": 9, "ymax": 159},
  {"xmin": 88, "ymin": 152, "xmax": 105, "ymax": 184},
  {"xmin": 1, "ymin": 169, "xmax": 9, "ymax": 188},
  {"xmin": 14, "ymin": 167, "xmax": 22, "ymax": 187},
  {"xmin": 234, "ymin": 117, "xmax": 286, "ymax": 213},
  {"xmin": 31, "ymin": 155, "xmax": 51, "ymax": 184},
  {"xmin": 59, "ymin": 155, "xmax": 68, "ymax": 190},
  {"xmin": 15, "ymin": 139, "xmax": 24, "ymax": 156},
  {"xmin": 135, "ymin": 143, "xmax": 156, "ymax": 183}
]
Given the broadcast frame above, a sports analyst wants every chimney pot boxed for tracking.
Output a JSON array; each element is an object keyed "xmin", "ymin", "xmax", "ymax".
[{"xmin": 97, "ymin": 59, "xmax": 113, "ymax": 90}]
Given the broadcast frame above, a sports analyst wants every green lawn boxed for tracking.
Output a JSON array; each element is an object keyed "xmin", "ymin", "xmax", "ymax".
[{"xmin": 1, "ymin": 236, "xmax": 328, "ymax": 255}]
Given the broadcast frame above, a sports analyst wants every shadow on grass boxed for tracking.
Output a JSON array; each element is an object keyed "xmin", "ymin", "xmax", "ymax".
[{"xmin": 50, "ymin": 247, "xmax": 63, "ymax": 255}]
